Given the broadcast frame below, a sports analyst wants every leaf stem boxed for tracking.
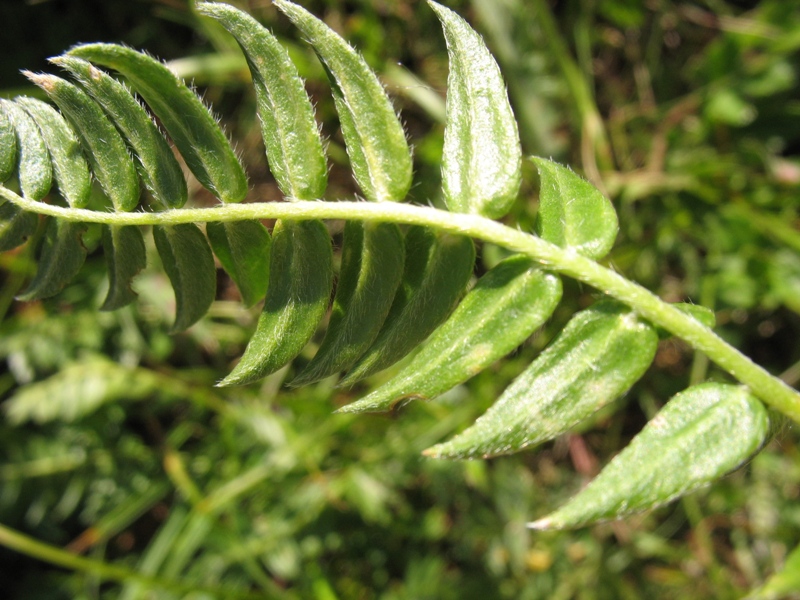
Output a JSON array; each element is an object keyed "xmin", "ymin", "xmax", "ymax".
[{"xmin": 4, "ymin": 185, "xmax": 800, "ymax": 422}]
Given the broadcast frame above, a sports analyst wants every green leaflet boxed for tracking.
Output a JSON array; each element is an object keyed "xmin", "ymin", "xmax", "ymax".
[
  {"xmin": 292, "ymin": 221, "xmax": 405, "ymax": 386},
  {"xmin": 340, "ymin": 227, "xmax": 476, "ymax": 385},
  {"xmin": 220, "ymin": 219, "xmax": 333, "ymax": 386},
  {"xmin": 206, "ymin": 220, "xmax": 271, "ymax": 308},
  {"xmin": 0, "ymin": 102, "xmax": 18, "ymax": 182},
  {"xmin": 340, "ymin": 256, "xmax": 562, "ymax": 413},
  {"xmin": 153, "ymin": 224, "xmax": 217, "ymax": 331},
  {"xmin": 0, "ymin": 203, "xmax": 37, "ymax": 252},
  {"xmin": 429, "ymin": 1, "xmax": 521, "ymax": 219},
  {"xmin": 753, "ymin": 541, "xmax": 800, "ymax": 599},
  {"xmin": 0, "ymin": 99, "xmax": 52, "ymax": 201},
  {"xmin": 274, "ymin": 0, "xmax": 412, "ymax": 203},
  {"xmin": 15, "ymin": 96, "xmax": 91, "ymax": 209},
  {"xmin": 24, "ymin": 72, "xmax": 140, "ymax": 212},
  {"xmin": 17, "ymin": 217, "xmax": 87, "ymax": 301},
  {"xmin": 51, "ymin": 55, "xmax": 188, "ymax": 209},
  {"xmin": 427, "ymin": 301, "xmax": 658, "ymax": 459},
  {"xmin": 529, "ymin": 383, "xmax": 770, "ymax": 530},
  {"xmin": 67, "ymin": 43, "xmax": 248, "ymax": 203},
  {"xmin": 198, "ymin": 2, "xmax": 327, "ymax": 201},
  {"xmin": 533, "ymin": 157, "xmax": 618, "ymax": 260},
  {"xmin": 101, "ymin": 225, "xmax": 147, "ymax": 311}
]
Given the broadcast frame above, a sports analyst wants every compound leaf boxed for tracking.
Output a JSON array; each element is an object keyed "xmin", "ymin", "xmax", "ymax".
[
  {"xmin": 429, "ymin": 0, "xmax": 521, "ymax": 219},
  {"xmin": 530, "ymin": 383, "xmax": 770, "ymax": 529},
  {"xmin": 67, "ymin": 43, "xmax": 247, "ymax": 203},
  {"xmin": 206, "ymin": 220, "xmax": 271, "ymax": 307},
  {"xmin": 101, "ymin": 225, "xmax": 147, "ymax": 311},
  {"xmin": 153, "ymin": 223, "xmax": 217, "ymax": 331},
  {"xmin": 17, "ymin": 217, "xmax": 87, "ymax": 301},
  {"xmin": 533, "ymin": 157, "xmax": 618, "ymax": 260},
  {"xmin": 274, "ymin": 0, "xmax": 412, "ymax": 203},
  {"xmin": 427, "ymin": 301, "xmax": 658, "ymax": 459},
  {"xmin": 340, "ymin": 255, "xmax": 562, "ymax": 413}
]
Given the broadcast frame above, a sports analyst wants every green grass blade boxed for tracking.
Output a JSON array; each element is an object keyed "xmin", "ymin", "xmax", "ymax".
[
  {"xmin": 429, "ymin": 1, "xmax": 521, "ymax": 219},
  {"xmin": 274, "ymin": 0, "xmax": 412, "ymax": 203},
  {"xmin": 51, "ymin": 55, "xmax": 188, "ymax": 209},
  {"xmin": 15, "ymin": 96, "xmax": 91, "ymax": 209},
  {"xmin": 67, "ymin": 43, "xmax": 247, "ymax": 203},
  {"xmin": 0, "ymin": 99, "xmax": 52, "ymax": 201},
  {"xmin": 101, "ymin": 225, "xmax": 147, "ymax": 311},
  {"xmin": 341, "ymin": 256, "xmax": 562, "ymax": 413},
  {"xmin": 206, "ymin": 220, "xmax": 271, "ymax": 307},
  {"xmin": 198, "ymin": 2, "xmax": 327, "ymax": 201}
]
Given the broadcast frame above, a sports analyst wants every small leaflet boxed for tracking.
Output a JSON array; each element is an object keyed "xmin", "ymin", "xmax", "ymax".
[
  {"xmin": 0, "ymin": 103, "xmax": 18, "ymax": 182},
  {"xmin": 153, "ymin": 224, "xmax": 217, "ymax": 331},
  {"xmin": 101, "ymin": 225, "xmax": 147, "ymax": 311},
  {"xmin": 67, "ymin": 43, "xmax": 248, "ymax": 204},
  {"xmin": 429, "ymin": 1, "xmax": 521, "ymax": 219},
  {"xmin": 198, "ymin": 2, "xmax": 327, "ymax": 201},
  {"xmin": 291, "ymin": 221, "xmax": 405, "ymax": 386},
  {"xmin": 0, "ymin": 203, "xmax": 38, "ymax": 252},
  {"xmin": 51, "ymin": 55, "xmax": 188, "ymax": 209},
  {"xmin": 340, "ymin": 227, "xmax": 476, "ymax": 385},
  {"xmin": 17, "ymin": 217, "xmax": 87, "ymax": 301},
  {"xmin": 427, "ymin": 301, "xmax": 658, "ymax": 459},
  {"xmin": 24, "ymin": 72, "xmax": 140, "ymax": 212},
  {"xmin": 340, "ymin": 256, "xmax": 562, "ymax": 413},
  {"xmin": 206, "ymin": 220, "xmax": 271, "ymax": 308},
  {"xmin": 529, "ymin": 383, "xmax": 769, "ymax": 530},
  {"xmin": 274, "ymin": 0, "xmax": 412, "ymax": 203},
  {"xmin": 532, "ymin": 157, "xmax": 618, "ymax": 260},
  {"xmin": 220, "ymin": 219, "xmax": 333, "ymax": 386},
  {"xmin": 0, "ymin": 99, "xmax": 52, "ymax": 201},
  {"xmin": 16, "ymin": 96, "xmax": 92, "ymax": 209}
]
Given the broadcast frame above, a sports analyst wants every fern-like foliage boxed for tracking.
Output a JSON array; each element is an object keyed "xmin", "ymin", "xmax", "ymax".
[{"xmin": 0, "ymin": 0, "xmax": 796, "ymax": 529}]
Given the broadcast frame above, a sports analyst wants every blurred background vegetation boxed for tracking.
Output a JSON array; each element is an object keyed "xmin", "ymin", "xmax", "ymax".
[{"xmin": 2, "ymin": 0, "xmax": 800, "ymax": 597}]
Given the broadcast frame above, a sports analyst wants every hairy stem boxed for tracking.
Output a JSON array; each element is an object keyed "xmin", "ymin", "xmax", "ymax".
[{"xmin": 4, "ymin": 184, "xmax": 800, "ymax": 422}]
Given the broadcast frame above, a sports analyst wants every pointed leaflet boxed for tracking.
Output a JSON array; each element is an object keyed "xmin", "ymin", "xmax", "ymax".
[
  {"xmin": 51, "ymin": 55, "xmax": 188, "ymax": 209},
  {"xmin": 340, "ymin": 256, "xmax": 562, "ymax": 413},
  {"xmin": 24, "ymin": 72, "xmax": 139, "ymax": 212},
  {"xmin": 16, "ymin": 96, "xmax": 91, "ymax": 209},
  {"xmin": 220, "ymin": 220, "xmax": 333, "ymax": 386},
  {"xmin": 0, "ymin": 203, "xmax": 37, "ymax": 252},
  {"xmin": 533, "ymin": 157, "xmax": 618, "ymax": 260},
  {"xmin": 427, "ymin": 301, "xmax": 658, "ymax": 459},
  {"xmin": 530, "ymin": 383, "xmax": 769, "ymax": 530},
  {"xmin": 153, "ymin": 224, "xmax": 217, "ymax": 331},
  {"xmin": 274, "ymin": 0, "xmax": 412, "ymax": 203},
  {"xmin": 206, "ymin": 220, "xmax": 271, "ymax": 307},
  {"xmin": 0, "ymin": 99, "xmax": 52, "ymax": 201},
  {"xmin": 67, "ymin": 43, "xmax": 247, "ymax": 203},
  {"xmin": 429, "ymin": 1, "xmax": 521, "ymax": 218},
  {"xmin": 17, "ymin": 218, "xmax": 86, "ymax": 301},
  {"xmin": 292, "ymin": 221, "xmax": 405, "ymax": 386},
  {"xmin": 0, "ymin": 102, "xmax": 18, "ymax": 182},
  {"xmin": 197, "ymin": 2, "xmax": 327, "ymax": 201},
  {"xmin": 340, "ymin": 227, "xmax": 475, "ymax": 385},
  {"xmin": 101, "ymin": 225, "xmax": 147, "ymax": 311}
]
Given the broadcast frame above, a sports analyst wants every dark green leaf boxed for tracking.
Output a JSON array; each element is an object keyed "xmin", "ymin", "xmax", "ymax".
[
  {"xmin": 533, "ymin": 157, "xmax": 618, "ymax": 260},
  {"xmin": 0, "ymin": 102, "xmax": 18, "ymax": 182},
  {"xmin": 17, "ymin": 217, "xmax": 87, "ymax": 301},
  {"xmin": 429, "ymin": 1, "xmax": 521, "ymax": 219},
  {"xmin": 220, "ymin": 219, "xmax": 333, "ymax": 386},
  {"xmin": 341, "ymin": 227, "xmax": 475, "ymax": 385},
  {"xmin": 51, "ymin": 55, "xmax": 188, "ymax": 209},
  {"xmin": 0, "ymin": 203, "xmax": 38, "ymax": 252},
  {"xmin": 340, "ymin": 256, "xmax": 562, "ymax": 413},
  {"xmin": 101, "ymin": 225, "xmax": 147, "ymax": 311},
  {"xmin": 153, "ymin": 224, "xmax": 217, "ymax": 331},
  {"xmin": 274, "ymin": 0, "xmax": 412, "ymax": 203},
  {"xmin": 198, "ymin": 2, "xmax": 327, "ymax": 201},
  {"xmin": 292, "ymin": 221, "xmax": 405, "ymax": 386},
  {"xmin": 529, "ymin": 383, "xmax": 769, "ymax": 529},
  {"xmin": 16, "ymin": 96, "xmax": 92, "ymax": 208},
  {"xmin": 206, "ymin": 220, "xmax": 271, "ymax": 307},
  {"xmin": 0, "ymin": 99, "xmax": 52, "ymax": 201},
  {"xmin": 67, "ymin": 43, "xmax": 248, "ymax": 203},
  {"xmin": 427, "ymin": 301, "xmax": 658, "ymax": 459},
  {"xmin": 24, "ymin": 72, "xmax": 140, "ymax": 212}
]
